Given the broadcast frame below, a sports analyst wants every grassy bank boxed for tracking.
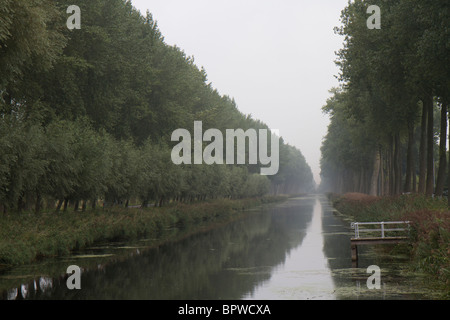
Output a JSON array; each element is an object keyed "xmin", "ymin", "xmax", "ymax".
[
  {"xmin": 330, "ymin": 193, "xmax": 450, "ymax": 290},
  {"xmin": 0, "ymin": 196, "xmax": 287, "ymax": 268}
]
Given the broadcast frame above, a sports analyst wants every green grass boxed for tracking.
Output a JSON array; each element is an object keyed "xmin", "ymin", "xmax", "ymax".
[{"xmin": 0, "ymin": 196, "xmax": 287, "ymax": 268}]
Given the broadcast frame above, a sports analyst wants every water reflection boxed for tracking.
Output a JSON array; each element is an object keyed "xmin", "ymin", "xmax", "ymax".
[
  {"xmin": 1, "ymin": 195, "xmax": 438, "ymax": 300},
  {"xmin": 1, "ymin": 197, "xmax": 316, "ymax": 300},
  {"xmin": 245, "ymin": 198, "xmax": 335, "ymax": 300},
  {"xmin": 5, "ymin": 277, "xmax": 54, "ymax": 300}
]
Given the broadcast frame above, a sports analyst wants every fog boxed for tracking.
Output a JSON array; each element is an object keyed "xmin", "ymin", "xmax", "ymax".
[{"xmin": 131, "ymin": 0, "xmax": 348, "ymax": 184}]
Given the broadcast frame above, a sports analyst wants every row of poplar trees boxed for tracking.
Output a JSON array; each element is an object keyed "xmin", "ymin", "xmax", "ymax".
[
  {"xmin": 0, "ymin": 0, "xmax": 315, "ymax": 213},
  {"xmin": 320, "ymin": 0, "xmax": 449, "ymax": 199}
]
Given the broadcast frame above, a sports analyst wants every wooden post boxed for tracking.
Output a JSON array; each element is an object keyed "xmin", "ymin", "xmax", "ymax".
[{"xmin": 351, "ymin": 244, "xmax": 358, "ymax": 262}]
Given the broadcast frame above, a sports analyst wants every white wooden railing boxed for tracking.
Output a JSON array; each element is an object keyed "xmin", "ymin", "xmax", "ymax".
[{"xmin": 351, "ymin": 221, "xmax": 410, "ymax": 239}]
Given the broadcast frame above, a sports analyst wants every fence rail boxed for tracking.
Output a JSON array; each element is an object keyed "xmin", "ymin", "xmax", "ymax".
[
  {"xmin": 351, "ymin": 221, "xmax": 411, "ymax": 239},
  {"xmin": 350, "ymin": 221, "xmax": 411, "ymax": 264}
]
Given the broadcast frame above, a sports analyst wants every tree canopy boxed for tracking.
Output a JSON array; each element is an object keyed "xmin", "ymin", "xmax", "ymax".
[
  {"xmin": 320, "ymin": 0, "xmax": 449, "ymax": 200},
  {"xmin": 0, "ymin": 0, "xmax": 314, "ymax": 213}
]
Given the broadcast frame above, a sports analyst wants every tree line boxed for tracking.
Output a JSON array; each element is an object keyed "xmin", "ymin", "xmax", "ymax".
[
  {"xmin": 320, "ymin": 0, "xmax": 449, "ymax": 201},
  {"xmin": 0, "ymin": 0, "xmax": 314, "ymax": 213}
]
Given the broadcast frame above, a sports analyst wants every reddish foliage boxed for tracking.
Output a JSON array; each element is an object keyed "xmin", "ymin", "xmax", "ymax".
[
  {"xmin": 340, "ymin": 193, "xmax": 380, "ymax": 207},
  {"xmin": 342, "ymin": 193, "xmax": 379, "ymax": 201},
  {"xmin": 403, "ymin": 210, "xmax": 450, "ymax": 241}
]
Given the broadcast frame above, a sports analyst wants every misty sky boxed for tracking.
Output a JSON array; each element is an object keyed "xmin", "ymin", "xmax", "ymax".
[{"xmin": 131, "ymin": 0, "xmax": 349, "ymax": 184}]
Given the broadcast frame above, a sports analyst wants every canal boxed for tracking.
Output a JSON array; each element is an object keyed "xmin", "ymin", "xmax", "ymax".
[{"xmin": 0, "ymin": 195, "xmax": 440, "ymax": 300}]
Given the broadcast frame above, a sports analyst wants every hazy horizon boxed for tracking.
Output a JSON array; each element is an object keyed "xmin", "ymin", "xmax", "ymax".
[{"xmin": 131, "ymin": 0, "xmax": 348, "ymax": 185}]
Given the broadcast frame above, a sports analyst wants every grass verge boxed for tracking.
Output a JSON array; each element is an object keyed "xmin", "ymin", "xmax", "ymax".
[{"xmin": 0, "ymin": 196, "xmax": 287, "ymax": 269}]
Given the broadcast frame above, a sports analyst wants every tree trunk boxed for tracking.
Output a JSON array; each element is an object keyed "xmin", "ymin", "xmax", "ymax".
[
  {"xmin": 17, "ymin": 195, "xmax": 24, "ymax": 213},
  {"xmin": 393, "ymin": 133, "xmax": 402, "ymax": 195},
  {"xmin": 35, "ymin": 191, "xmax": 42, "ymax": 214},
  {"xmin": 358, "ymin": 167, "xmax": 364, "ymax": 193},
  {"xmin": 412, "ymin": 129, "xmax": 417, "ymax": 193},
  {"xmin": 435, "ymin": 103, "xmax": 447, "ymax": 196},
  {"xmin": 370, "ymin": 148, "xmax": 381, "ymax": 196},
  {"xmin": 404, "ymin": 123, "xmax": 415, "ymax": 193},
  {"xmin": 56, "ymin": 199, "xmax": 63, "ymax": 212},
  {"xmin": 380, "ymin": 150, "xmax": 385, "ymax": 196},
  {"xmin": 418, "ymin": 101, "xmax": 427, "ymax": 194},
  {"xmin": 446, "ymin": 101, "xmax": 450, "ymax": 207},
  {"xmin": 425, "ymin": 94, "xmax": 435, "ymax": 196},
  {"xmin": 388, "ymin": 137, "xmax": 394, "ymax": 195}
]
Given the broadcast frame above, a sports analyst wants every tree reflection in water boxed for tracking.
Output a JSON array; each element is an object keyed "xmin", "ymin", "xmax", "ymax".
[
  {"xmin": 2, "ymin": 195, "xmax": 436, "ymax": 300},
  {"xmin": 245, "ymin": 198, "xmax": 336, "ymax": 300},
  {"xmin": 2, "ymin": 197, "xmax": 317, "ymax": 300}
]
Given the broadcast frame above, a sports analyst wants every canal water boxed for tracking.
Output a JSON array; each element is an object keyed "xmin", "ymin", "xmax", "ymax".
[{"xmin": 0, "ymin": 195, "xmax": 440, "ymax": 300}]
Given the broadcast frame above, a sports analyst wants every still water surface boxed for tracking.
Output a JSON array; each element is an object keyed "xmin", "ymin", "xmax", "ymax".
[{"xmin": 0, "ymin": 195, "xmax": 439, "ymax": 300}]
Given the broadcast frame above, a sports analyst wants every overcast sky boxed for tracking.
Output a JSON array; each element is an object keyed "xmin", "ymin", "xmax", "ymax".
[{"xmin": 131, "ymin": 0, "xmax": 348, "ymax": 184}]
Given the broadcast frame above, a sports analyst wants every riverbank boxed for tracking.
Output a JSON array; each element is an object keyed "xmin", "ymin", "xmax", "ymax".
[
  {"xmin": 0, "ymin": 196, "xmax": 287, "ymax": 269},
  {"xmin": 329, "ymin": 193, "xmax": 450, "ymax": 297}
]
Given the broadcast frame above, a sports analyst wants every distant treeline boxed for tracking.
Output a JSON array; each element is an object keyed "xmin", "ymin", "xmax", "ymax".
[
  {"xmin": 320, "ymin": 0, "xmax": 449, "ymax": 199},
  {"xmin": 0, "ymin": 0, "xmax": 314, "ymax": 213}
]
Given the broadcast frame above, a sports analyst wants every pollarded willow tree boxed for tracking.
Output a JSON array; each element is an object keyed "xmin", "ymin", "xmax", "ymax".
[{"xmin": 320, "ymin": 0, "xmax": 450, "ymax": 199}]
